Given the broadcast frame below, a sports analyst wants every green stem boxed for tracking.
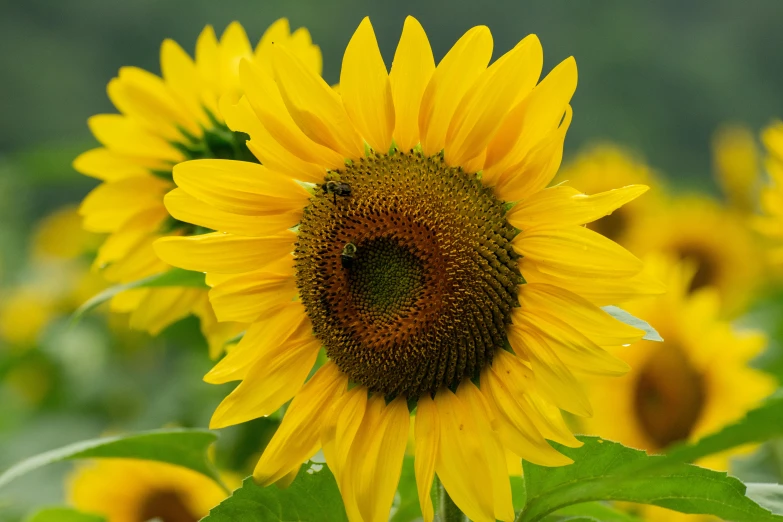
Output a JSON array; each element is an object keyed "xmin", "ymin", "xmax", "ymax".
[{"xmin": 437, "ymin": 478, "xmax": 467, "ymax": 522}]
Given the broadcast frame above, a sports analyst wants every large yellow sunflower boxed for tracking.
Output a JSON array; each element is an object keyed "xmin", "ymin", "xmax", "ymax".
[
  {"xmin": 68, "ymin": 459, "xmax": 230, "ymax": 522},
  {"xmin": 582, "ymin": 255, "xmax": 775, "ymax": 521},
  {"xmin": 155, "ymin": 17, "xmax": 661, "ymax": 522},
  {"xmin": 756, "ymin": 121, "xmax": 783, "ymax": 264},
  {"xmin": 625, "ymin": 195, "xmax": 762, "ymax": 317},
  {"xmin": 556, "ymin": 144, "xmax": 663, "ymax": 245},
  {"xmin": 75, "ymin": 20, "xmax": 321, "ymax": 357}
]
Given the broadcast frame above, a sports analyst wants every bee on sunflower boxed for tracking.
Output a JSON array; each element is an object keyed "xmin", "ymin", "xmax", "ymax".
[
  {"xmin": 155, "ymin": 16, "xmax": 662, "ymax": 522},
  {"xmin": 582, "ymin": 255, "xmax": 776, "ymax": 521},
  {"xmin": 74, "ymin": 20, "xmax": 321, "ymax": 357}
]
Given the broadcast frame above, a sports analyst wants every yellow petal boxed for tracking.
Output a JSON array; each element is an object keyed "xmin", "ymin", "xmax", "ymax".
[
  {"xmin": 220, "ymin": 95, "xmax": 325, "ymax": 183},
  {"xmin": 164, "ymin": 188, "xmax": 301, "ymax": 237},
  {"xmin": 209, "ymin": 334, "xmax": 320, "ymax": 428},
  {"xmin": 79, "ymin": 176, "xmax": 170, "ymax": 233},
  {"xmin": 414, "ymin": 395, "xmax": 439, "ymax": 522},
  {"xmin": 508, "ymin": 184, "xmax": 649, "ymax": 229},
  {"xmin": 515, "ymin": 283, "xmax": 644, "ymax": 345},
  {"xmin": 434, "ymin": 388, "xmax": 495, "ymax": 522},
  {"xmin": 507, "ymin": 325, "xmax": 592, "ymax": 416},
  {"xmin": 520, "ymin": 256, "xmax": 666, "ymax": 306},
  {"xmin": 101, "ymin": 235, "xmax": 167, "ymax": 282},
  {"xmin": 154, "ymin": 231, "xmax": 295, "ymax": 274},
  {"xmin": 195, "ymin": 25, "xmax": 220, "ymax": 114},
  {"xmin": 253, "ymin": 362, "xmax": 348, "ymax": 486},
  {"xmin": 512, "ymin": 223, "xmax": 643, "ymax": 278},
  {"xmin": 340, "ymin": 17, "xmax": 395, "ymax": 153},
  {"xmin": 344, "ymin": 396, "xmax": 409, "ymax": 522},
  {"xmin": 484, "ymin": 56, "xmax": 577, "ymax": 181},
  {"xmin": 419, "ymin": 26, "xmax": 493, "ymax": 156},
  {"xmin": 484, "ymin": 350, "xmax": 579, "ymax": 462},
  {"xmin": 209, "ymin": 269, "xmax": 297, "ymax": 323},
  {"xmin": 272, "ymin": 45, "xmax": 365, "ymax": 159},
  {"xmin": 218, "ymin": 21, "xmax": 253, "ymax": 96},
  {"xmin": 205, "ymin": 300, "xmax": 309, "ymax": 384},
  {"xmin": 160, "ymin": 38, "xmax": 208, "ymax": 127},
  {"xmin": 88, "ymin": 114, "xmax": 183, "ymax": 163},
  {"xmin": 287, "ymin": 27, "xmax": 323, "ymax": 77},
  {"xmin": 456, "ymin": 381, "xmax": 515, "ymax": 521},
  {"xmin": 492, "ymin": 104, "xmax": 573, "ymax": 200},
  {"xmin": 389, "ymin": 17, "xmax": 435, "ymax": 152},
  {"xmin": 255, "ymin": 20, "xmax": 323, "ymax": 77},
  {"xmin": 320, "ymin": 386, "xmax": 368, "ymax": 486},
  {"xmin": 173, "ymin": 159, "xmax": 310, "ymax": 216},
  {"xmin": 129, "ymin": 287, "xmax": 203, "ymax": 335},
  {"xmin": 94, "ymin": 207, "xmax": 167, "ymax": 268},
  {"xmin": 73, "ymin": 148, "xmax": 154, "ymax": 181},
  {"xmin": 239, "ymin": 60, "xmax": 345, "ymax": 170},
  {"xmin": 445, "ymin": 35, "xmax": 542, "ymax": 167}
]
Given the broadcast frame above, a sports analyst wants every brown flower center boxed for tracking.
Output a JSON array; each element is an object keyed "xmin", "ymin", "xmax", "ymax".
[
  {"xmin": 295, "ymin": 152, "xmax": 520, "ymax": 399},
  {"xmin": 138, "ymin": 489, "xmax": 200, "ymax": 522},
  {"xmin": 678, "ymin": 245, "xmax": 719, "ymax": 292},
  {"xmin": 634, "ymin": 343, "xmax": 706, "ymax": 449}
]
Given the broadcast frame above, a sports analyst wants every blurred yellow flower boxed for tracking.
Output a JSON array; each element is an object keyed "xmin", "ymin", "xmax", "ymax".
[
  {"xmin": 756, "ymin": 121, "xmax": 783, "ymax": 264},
  {"xmin": 557, "ymin": 144, "xmax": 663, "ymax": 245},
  {"xmin": 155, "ymin": 16, "xmax": 661, "ymax": 522},
  {"xmin": 68, "ymin": 459, "xmax": 230, "ymax": 522},
  {"xmin": 583, "ymin": 255, "xmax": 776, "ymax": 521},
  {"xmin": 74, "ymin": 20, "xmax": 321, "ymax": 356},
  {"xmin": 712, "ymin": 125, "xmax": 761, "ymax": 216},
  {"xmin": 32, "ymin": 205, "xmax": 101, "ymax": 261},
  {"xmin": 0, "ymin": 288, "xmax": 56, "ymax": 347},
  {"xmin": 626, "ymin": 195, "xmax": 762, "ymax": 317}
]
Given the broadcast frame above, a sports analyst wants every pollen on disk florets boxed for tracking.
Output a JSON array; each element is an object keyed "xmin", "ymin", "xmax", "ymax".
[{"xmin": 295, "ymin": 151, "xmax": 521, "ymax": 399}]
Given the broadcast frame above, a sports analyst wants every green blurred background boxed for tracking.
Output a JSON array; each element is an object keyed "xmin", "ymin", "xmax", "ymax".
[{"xmin": 1, "ymin": 1, "xmax": 782, "ymax": 519}]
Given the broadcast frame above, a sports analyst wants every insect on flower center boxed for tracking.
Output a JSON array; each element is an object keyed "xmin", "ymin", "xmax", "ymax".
[{"xmin": 295, "ymin": 151, "xmax": 521, "ymax": 399}]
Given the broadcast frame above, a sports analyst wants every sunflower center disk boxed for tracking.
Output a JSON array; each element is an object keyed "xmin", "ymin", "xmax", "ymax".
[{"xmin": 295, "ymin": 152, "xmax": 521, "ymax": 399}]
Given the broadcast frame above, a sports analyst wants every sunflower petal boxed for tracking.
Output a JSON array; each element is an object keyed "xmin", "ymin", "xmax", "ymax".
[
  {"xmin": 154, "ymin": 231, "xmax": 295, "ymax": 274},
  {"xmin": 88, "ymin": 114, "xmax": 183, "ymax": 162},
  {"xmin": 419, "ymin": 26, "xmax": 493, "ymax": 156},
  {"xmin": 445, "ymin": 35, "xmax": 542, "ymax": 167},
  {"xmin": 173, "ymin": 159, "xmax": 310, "ymax": 216},
  {"xmin": 272, "ymin": 45, "xmax": 365, "ymax": 159},
  {"xmin": 321, "ymin": 386, "xmax": 368, "ymax": 487},
  {"xmin": 129, "ymin": 287, "xmax": 203, "ymax": 336},
  {"xmin": 513, "ymin": 224, "xmax": 643, "ymax": 278},
  {"xmin": 508, "ymin": 184, "xmax": 649, "ymax": 229},
  {"xmin": 253, "ymin": 362, "xmax": 348, "ymax": 486},
  {"xmin": 414, "ymin": 395, "xmax": 439, "ymax": 522},
  {"xmin": 434, "ymin": 388, "xmax": 495, "ymax": 522},
  {"xmin": 389, "ymin": 17, "xmax": 435, "ymax": 152},
  {"xmin": 209, "ymin": 269, "xmax": 297, "ymax": 323},
  {"xmin": 341, "ymin": 17, "xmax": 395, "ymax": 153},
  {"xmin": 80, "ymin": 176, "xmax": 170, "ymax": 233},
  {"xmin": 73, "ymin": 148, "xmax": 151, "ymax": 181},
  {"xmin": 209, "ymin": 335, "xmax": 320, "ymax": 428}
]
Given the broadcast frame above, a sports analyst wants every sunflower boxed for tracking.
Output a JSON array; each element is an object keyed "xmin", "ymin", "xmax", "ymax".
[
  {"xmin": 155, "ymin": 17, "xmax": 661, "ymax": 522},
  {"xmin": 556, "ymin": 144, "xmax": 662, "ymax": 245},
  {"xmin": 75, "ymin": 19, "xmax": 321, "ymax": 357},
  {"xmin": 712, "ymin": 125, "xmax": 761, "ymax": 216},
  {"xmin": 756, "ymin": 121, "xmax": 783, "ymax": 264},
  {"xmin": 625, "ymin": 195, "xmax": 762, "ymax": 317},
  {"xmin": 582, "ymin": 255, "xmax": 775, "ymax": 521},
  {"xmin": 68, "ymin": 459, "xmax": 230, "ymax": 522}
]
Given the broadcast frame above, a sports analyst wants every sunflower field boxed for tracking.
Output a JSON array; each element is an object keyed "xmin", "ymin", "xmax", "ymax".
[{"xmin": 2, "ymin": 2, "xmax": 783, "ymax": 522}]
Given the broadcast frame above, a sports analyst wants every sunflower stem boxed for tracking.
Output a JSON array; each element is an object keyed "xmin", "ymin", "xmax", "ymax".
[{"xmin": 437, "ymin": 477, "xmax": 466, "ymax": 522}]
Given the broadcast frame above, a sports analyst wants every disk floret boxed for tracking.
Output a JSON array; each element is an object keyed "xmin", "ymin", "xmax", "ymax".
[{"xmin": 295, "ymin": 151, "xmax": 521, "ymax": 398}]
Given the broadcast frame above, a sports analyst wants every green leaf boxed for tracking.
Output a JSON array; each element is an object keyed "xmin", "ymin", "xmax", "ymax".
[
  {"xmin": 516, "ymin": 436, "xmax": 783, "ymax": 522},
  {"xmin": 545, "ymin": 502, "xmax": 642, "ymax": 522},
  {"xmin": 391, "ymin": 456, "xmax": 422, "ymax": 522},
  {"xmin": 203, "ymin": 463, "xmax": 348, "ymax": 521},
  {"xmin": 24, "ymin": 507, "xmax": 105, "ymax": 522},
  {"xmin": 0, "ymin": 429, "xmax": 222, "ymax": 491},
  {"xmin": 71, "ymin": 268, "xmax": 208, "ymax": 322},
  {"xmin": 602, "ymin": 305, "xmax": 663, "ymax": 341}
]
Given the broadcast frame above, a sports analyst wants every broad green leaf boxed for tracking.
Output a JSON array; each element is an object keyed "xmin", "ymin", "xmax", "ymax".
[
  {"xmin": 602, "ymin": 305, "xmax": 663, "ymax": 341},
  {"xmin": 516, "ymin": 436, "xmax": 783, "ymax": 522},
  {"xmin": 71, "ymin": 268, "xmax": 208, "ymax": 322},
  {"xmin": 0, "ymin": 429, "xmax": 222, "ymax": 490},
  {"xmin": 25, "ymin": 507, "xmax": 105, "ymax": 522},
  {"xmin": 391, "ymin": 456, "xmax": 421, "ymax": 522},
  {"xmin": 545, "ymin": 502, "xmax": 642, "ymax": 522},
  {"xmin": 203, "ymin": 463, "xmax": 348, "ymax": 521}
]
